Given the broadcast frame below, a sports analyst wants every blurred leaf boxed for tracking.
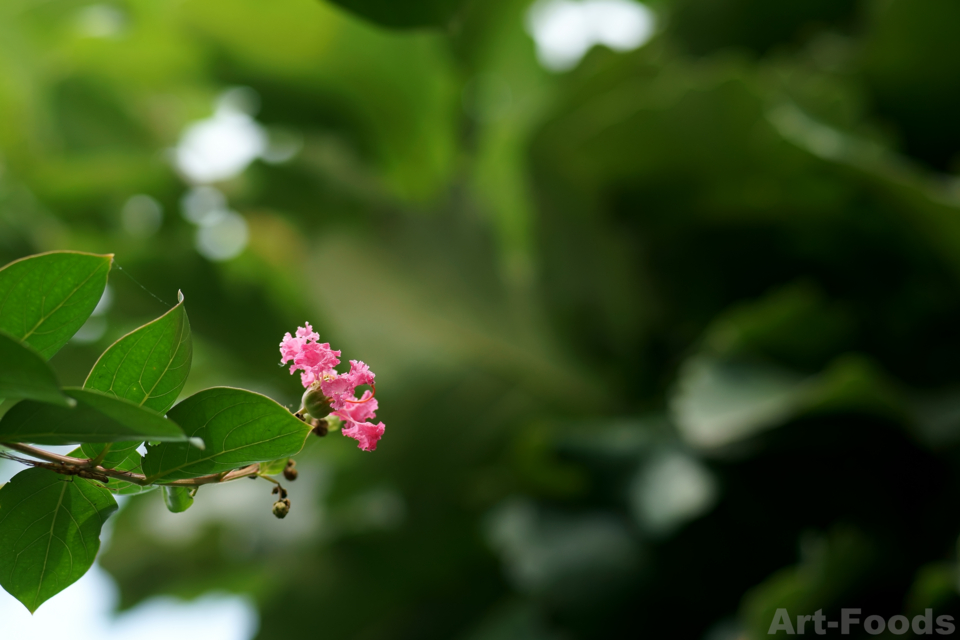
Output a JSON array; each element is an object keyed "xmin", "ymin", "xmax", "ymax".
[
  {"xmin": 258, "ymin": 457, "xmax": 290, "ymax": 475},
  {"xmin": 702, "ymin": 283, "xmax": 855, "ymax": 372},
  {"xmin": 801, "ymin": 355, "xmax": 909, "ymax": 421},
  {"xmin": 671, "ymin": 356, "xmax": 817, "ymax": 449},
  {"xmin": 84, "ymin": 290, "xmax": 192, "ymax": 414},
  {"xmin": 142, "ymin": 388, "xmax": 311, "ymax": 482},
  {"xmin": 0, "ymin": 388, "xmax": 189, "ymax": 445},
  {"xmin": 0, "ymin": 467, "xmax": 117, "ymax": 613},
  {"xmin": 904, "ymin": 562, "xmax": 959, "ymax": 617},
  {"xmin": 673, "ymin": 353, "xmax": 910, "ymax": 449},
  {"xmin": 0, "ymin": 251, "xmax": 112, "ymax": 359},
  {"xmin": 324, "ymin": 0, "xmax": 469, "ymax": 29},
  {"xmin": 162, "ymin": 486, "xmax": 196, "ymax": 513},
  {"xmin": 0, "ymin": 330, "xmax": 72, "ymax": 407},
  {"xmin": 739, "ymin": 527, "xmax": 879, "ymax": 639}
]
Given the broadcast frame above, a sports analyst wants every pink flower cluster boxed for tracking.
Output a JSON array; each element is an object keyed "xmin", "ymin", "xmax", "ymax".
[{"xmin": 280, "ymin": 323, "xmax": 385, "ymax": 451}]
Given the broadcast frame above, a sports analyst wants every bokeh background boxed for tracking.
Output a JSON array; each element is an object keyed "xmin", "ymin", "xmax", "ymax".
[{"xmin": 2, "ymin": 0, "xmax": 960, "ymax": 637}]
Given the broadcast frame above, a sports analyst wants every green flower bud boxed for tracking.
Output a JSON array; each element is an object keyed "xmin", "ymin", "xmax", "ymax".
[
  {"xmin": 273, "ymin": 498, "xmax": 291, "ymax": 519},
  {"xmin": 301, "ymin": 385, "xmax": 332, "ymax": 420}
]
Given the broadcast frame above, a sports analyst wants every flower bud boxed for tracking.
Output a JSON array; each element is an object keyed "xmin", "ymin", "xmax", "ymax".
[
  {"xmin": 273, "ymin": 498, "xmax": 291, "ymax": 519},
  {"xmin": 301, "ymin": 385, "xmax": 332, "ymax": 420},
  {"xmin": 283, "ymin": 460, "xmax": 298, "ymax": 481}
]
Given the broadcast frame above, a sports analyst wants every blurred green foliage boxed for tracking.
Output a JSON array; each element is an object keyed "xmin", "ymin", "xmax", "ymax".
[{"xmin": 3, "ymin": 0, "xmax": 960, "ymax": 637}]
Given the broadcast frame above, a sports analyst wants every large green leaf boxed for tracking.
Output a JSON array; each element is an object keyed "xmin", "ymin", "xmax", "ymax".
[
  {"xmin": 0, "ymin": 331, "xmax": 72, "ymax": 407},
  {"xmin": 142, "ymin": 387, "xmax": 312, "ymax": 482},
  {"xmin": 325, "ymin": 0, "xmax": 468, "ymax": 28},
  {"xmin": 0, "ymin": 388, "xmax": 191, "ymax": 445},
  {"xmin": 80, "ymin": 292, "xmax": 193, "ymax": 472},
  {"xmin": 0, "ymin": 252, "xmax": 113, "ymax": 360},
  {"xmin": 0, "ymin": 467, "xmax": 117, "ymax": 612},
  {"xmin": 84, "ymin": 290, "xmax": 192, "ymax": 414}
]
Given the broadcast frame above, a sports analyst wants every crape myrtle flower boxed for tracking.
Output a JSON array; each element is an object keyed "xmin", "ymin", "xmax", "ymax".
[
  {"xmin": 279, "ymin": 322, "xmax": 341, "ymax": 387},
  {"xmin": 280, "ymin": 324, "xmax": 384, "ymax": 452}
]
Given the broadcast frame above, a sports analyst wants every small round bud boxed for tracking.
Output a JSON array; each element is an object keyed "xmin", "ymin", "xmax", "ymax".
[
  {"xmin": 301, "ymin": 385, "xmax": 332, "ymax": 421},
  {"xmin": 283, "ymin": 460, "xmax": 298, "ymax": 481},
  {"xmin": 273, "ymin": 498, "xmax": 291, "ymax": 519}
]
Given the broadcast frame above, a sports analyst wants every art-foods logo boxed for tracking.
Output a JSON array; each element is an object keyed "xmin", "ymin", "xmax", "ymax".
[{"xmin": 769, "ymin": 609, "xmax": 956, "ymax": 635}]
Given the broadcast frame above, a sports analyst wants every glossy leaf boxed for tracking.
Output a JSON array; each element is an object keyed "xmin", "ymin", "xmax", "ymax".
[
  {"xmin": 80, "ymin": 293, "xmax": 193, "ymax": 473},
  {"xmin": 0, "ymin": 331, "xmax": 72, "ymax": 407},
  {"xmin": 84, "ymin": 290, "xmax": 192, "ymax": 414},
  {"xmin": 162, "ymin": 486, "xmax": 196, "ymax": 513},
  {"xmin": 142, "ymin": 387, "xmax": 311, "ymax": 482},
  {"xmin": 325, "ymin": 0, "xmax": 467, "ymax": 28},
  {"xmin": 0, "ymin": 252, "xmax": 113, "ymax": 359},
  {"xmin": 0, "ymin": 468, "xmax": 117, "ymax": 612},
  {"xmin": 0, "ymin": 388, "xmax": 190, "ymax": 445}
]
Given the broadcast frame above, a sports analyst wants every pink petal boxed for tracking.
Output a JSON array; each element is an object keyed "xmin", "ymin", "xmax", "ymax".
[
  {"xmin": 347, "ymin": 360, "xmax": 376, "ymax": 387},
  {"xmin": 281, "ymin": 325, "xmax": 342, "ymax": 389},
  {"xmin": 341, "ymin": 420, "xmax": 385, "ymax": 451},
  {"xmin": 335, "ymin": 391, "xmax": 378, "ymax": 423},
  {"xmin": 279, "ymin": 333, "xmax": 305, "ymax": 363},
  {"xmin": 320, "ymin": 374, "xmax": 355, "ymax": 409},
  {"xmin": 296, "ymin": 323, "xmax": 320, "ymax": 341}
]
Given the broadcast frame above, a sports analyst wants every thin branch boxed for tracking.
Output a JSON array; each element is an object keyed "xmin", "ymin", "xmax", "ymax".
[
  {"xmin": 4, "ymin": 443, "xmax": 151, "ymax": 485},
  {"xmin": 3, "ymin": 443, "xmax": 261, "ymax": 487},
  {"xmin": 4, "ymin": 442, "xmax": 88, "ymax": 466},
  {"xmin": 158, "ymin": 464, "xmax": 261, "ymax": 486}
]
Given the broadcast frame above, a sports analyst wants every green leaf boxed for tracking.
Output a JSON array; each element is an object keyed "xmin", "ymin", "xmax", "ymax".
[
  {"xmin": 105, "ymin": 451, "xmax": 157, "ymax": 496},
  {"xmin": 142, "ymin": 387, "xmax": 312, "ymax": 482},
  {"xmin": 0, "ymin": 467, "xmax": 117, "ymax": 612},
  {"xmin": 80, "ymin": 292, "xmax": 193, "ymax": 475},
  {"xmin": 258, "ymin": 458, "xmax": 290, "ymax": 476},
  {"xmin": 84, "ymin": 290, "xmax": 192, "ymax": 414},
  {"xmin": 69, "ymin": 446, "xmax": 157, "ymax": 496},
  {"xmin": 0, "ymin": 251, "xmax": 113, "ymax": 360},
  {"xmin": 325, "ymin": 0, "xmax": 467, "ymax": 28},
  {"xmin": 0, "ymin": 330, "xmax": 73, "ymax": 407},
  {"xmin": 79, "ymin": 441, "xmax": 141, "ymax": 469},
  {"xmin": 0, "ymin": 388, "xmax": 192, "ymax": 445},
  {"xmin": 162, "ymin": 486, "xmax": 196, "ymax": 513}
]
